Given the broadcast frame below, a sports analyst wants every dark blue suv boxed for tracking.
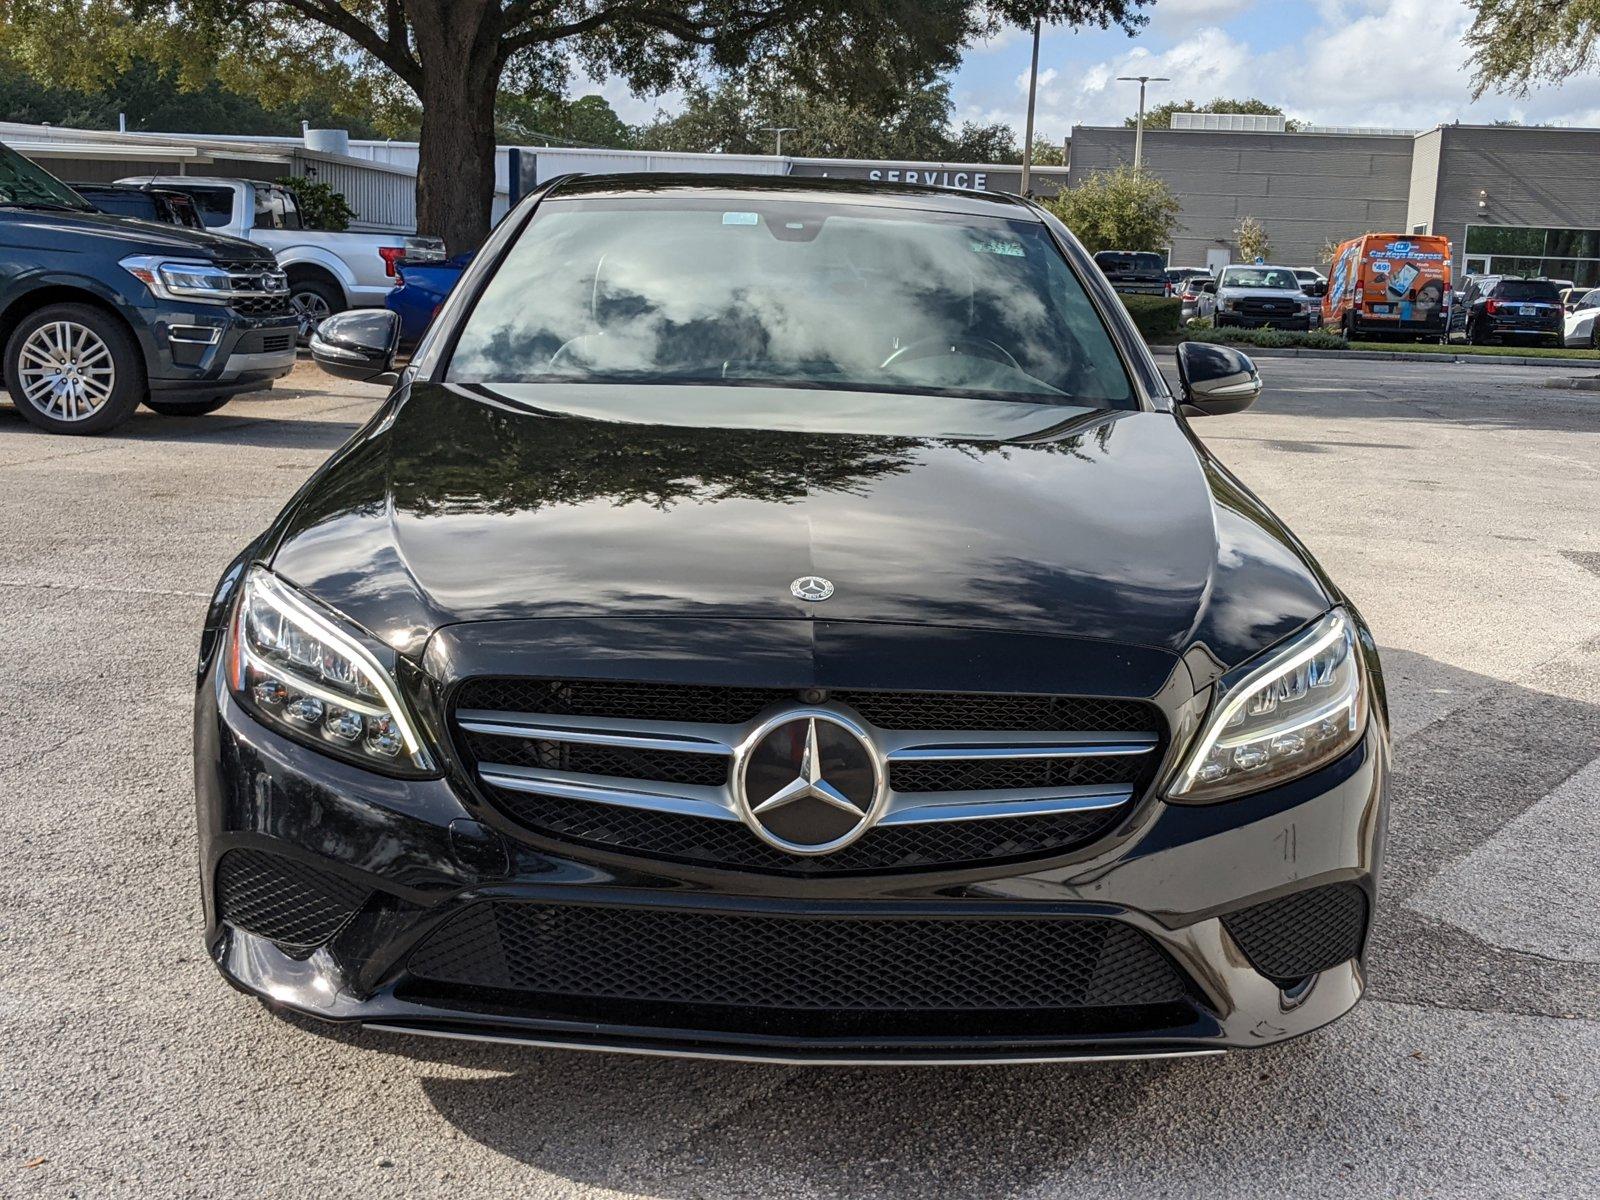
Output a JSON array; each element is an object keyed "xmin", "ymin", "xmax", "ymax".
[{"xmin": 0, "ymin": 141, "xmax": 298, "ymax": 434}]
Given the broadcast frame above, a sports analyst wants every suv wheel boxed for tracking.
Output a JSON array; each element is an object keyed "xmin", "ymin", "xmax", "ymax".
[
  {"xmin": 290, "ymin": 279, "xmax": 343, "ymax": 343},
  {"xmin": 4, "ymin": 304, "xmax": 143, "ymax": 435},
  {"xmin": 1467, "ymin": 317, "xmax": 1490, "ymax": 347}
]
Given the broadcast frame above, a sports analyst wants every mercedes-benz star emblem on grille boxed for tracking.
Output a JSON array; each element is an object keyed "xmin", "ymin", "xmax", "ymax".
[
  {"xmin": 734, "ymin": 711, "xmax": 884, "ymax": 855},
  {"xmin": 789, "ymin": 575, "xmax": 834, "ymax": 601}
]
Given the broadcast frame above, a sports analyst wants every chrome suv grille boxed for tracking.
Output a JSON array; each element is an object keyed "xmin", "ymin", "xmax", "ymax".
[{"xmin": 453, "ymin": 680, "xmax": 1166, "ymax": 874}]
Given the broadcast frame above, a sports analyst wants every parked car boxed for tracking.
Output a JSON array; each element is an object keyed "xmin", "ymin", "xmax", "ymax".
[
  {"xmin": 0, "ymin": 142, "xmax": 295, "ymax": 434},
  {"xmin": 1292, "ymin": 268, "xmax": 1328, "ymax": 297},
  {"xmin": 1450, "ymin": 276, "xmax": 1564, "ymax": 347},
  {"xmin": 1558, "ymin": 285, "xmax": 1591, "ymax": 313},
  {"xmin": 1178, "ymin": 274, "xmax": 1216, "ymax": 324},
  {"xmin": 1094, "ymin": 250, "xmax": 1171, "ymax": 296},
  {"xmin": 70, "ymin": 182, "xmax": 204, "ymax": 229},
  {"xmin": 1562, "ymin": 287, "xmax": 1600, "ymax": 347},
  {"xmin": 116, "ymin": 174, "xmax": 443, "ymax": 339},
  {"xmin": 1324, "ymin": 233, "xmax": 1452, "ymax": 341},
  {"xmin": 386, "ymin": 252, "xmax": 470, "ymax": 349},
  {"xmin": 196, "ymin": 174, "xmax": 1390, "ymax": 1064},
  {"xmin": 1165, "ymin": 266, "xmax": 1210, "ymax": 289},
  {"xmin": 1213, "ymin": 264, "xmax": 1316, "ymax": 330}
]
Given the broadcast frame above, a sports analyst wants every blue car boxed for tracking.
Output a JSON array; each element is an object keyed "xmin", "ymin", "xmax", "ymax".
[{"xmin": 386, "ymin": 253, "xmax": 470, "ymax": 349}]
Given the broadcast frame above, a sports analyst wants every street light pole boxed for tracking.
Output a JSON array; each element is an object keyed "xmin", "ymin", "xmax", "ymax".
[
  {"xmin": 1020, "ymin": 16, "xmax": 1042, "ymax": 195},
  {"xmin": 1116, "ymin": 74, "xmax": 1169, "ymax": 171},
  {"xmin": 760, "ymin": 126, "xmax": 797, "ymax": 157}
]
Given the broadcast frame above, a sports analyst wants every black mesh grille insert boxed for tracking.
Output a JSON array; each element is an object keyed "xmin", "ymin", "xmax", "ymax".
[
  {"xmin": 1222, "ymin": 883, "xmax": 1370, "ymax": 985},
  {"xmin": 408, "ymin": 902, "xmax": 1187, "ymax": 1011},
  {"xmin": 463, "ymin": 730, "xmax": 729, "ymax": 786},
  {"xmin": 454, "ymin": 678, "xmax": 1160, "ymax": 734},
  {"xmin": 490, "ymin": 791, "xmax": 1127, "ymax": 874},
  {"xmin": 889, "ymin": 754, "xmax": 1142, "ymax": 793},
  {"xmin": 214, "ymin": 848, "xmax": 369, "ymax": 956}
]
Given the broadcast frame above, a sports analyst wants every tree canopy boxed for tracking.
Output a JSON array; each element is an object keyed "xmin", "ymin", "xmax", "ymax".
[
  {"xmin": 1042, "ymin": 164, "xmax": 1180, "ymax": 253},
  {"xmin": 1126, "ymin": 96, "xmax": 1298, "ymax": 131},
  {"xmin": 1465, "ymin": 0, "xmax": 1600, "ymax": 97},
  {"xmin": 2, "ymin": 0, "xmax": 1153, "ymax": 251}
]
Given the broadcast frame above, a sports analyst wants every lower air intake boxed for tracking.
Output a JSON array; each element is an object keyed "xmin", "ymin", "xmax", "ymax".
[
  {"xmin": 407, "ymin": 902, "xmax": 1186, "ymax": 1011},
  {"xmin": 1221, "ymin": 882, "xmax": 1370, "ymax": 985},
  {"xmin": 214, "ymin": 848, "xmax": 369, "ymax": 957}
]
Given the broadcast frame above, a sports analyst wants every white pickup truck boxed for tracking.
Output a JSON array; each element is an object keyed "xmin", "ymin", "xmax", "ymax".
[{"xmin": 115, "ymin": 175, "xmax": 441, "ymax": 337}]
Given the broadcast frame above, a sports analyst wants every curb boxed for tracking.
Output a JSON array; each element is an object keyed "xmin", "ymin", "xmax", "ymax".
[
  {"xmin": 1155, "ymin": 343, "xmax": 1600, "ymax": 369},
  {"xmin": 1543, "ymin": 375, "xmax": 1600, "ymax": 391}
]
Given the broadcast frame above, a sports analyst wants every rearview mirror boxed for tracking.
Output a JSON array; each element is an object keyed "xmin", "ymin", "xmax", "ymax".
[
  {"xmin": 1176, "ymin": 342, "xmax": 1261, "ymax": 416},
  {"xmin": 310, "ymin": 309, "xmax": 400, "ymax": 384}
]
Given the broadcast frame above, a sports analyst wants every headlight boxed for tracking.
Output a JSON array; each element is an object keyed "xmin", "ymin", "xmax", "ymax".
[
  {"xmin": 120, "ymin": 255, "xmax": 286, "ymax": 305},
  {"xmin": 1170, "ymin": 609, "xmax": 1367, "ymax": 802},
  {"xmin": 226, "ymin": 567, "xmax": 434, "ymax": 774}
]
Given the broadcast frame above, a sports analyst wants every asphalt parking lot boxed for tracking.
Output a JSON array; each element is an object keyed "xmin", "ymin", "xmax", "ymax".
[{"xmin": 3, "ymin": 354, "xmax": 1597, "ymax": 1198}]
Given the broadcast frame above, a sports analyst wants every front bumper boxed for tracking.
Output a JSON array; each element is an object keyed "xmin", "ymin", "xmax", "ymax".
[
  {"xmin": 197, "ymin": 658, "xmax": 1388, "ymax": 1064},
  {"xmin": 1216, "ymin": 313, "xmax": 1313, "ymax": 330},
  {"xmin": 140, "ymin": 303, "xmax": 299, "ymax": 400}
]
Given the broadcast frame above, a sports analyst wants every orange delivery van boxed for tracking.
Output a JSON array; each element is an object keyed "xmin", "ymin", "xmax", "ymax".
[{"xmin": 1323, "ymin": 232, "xmax": 1453, "ymax": 340}]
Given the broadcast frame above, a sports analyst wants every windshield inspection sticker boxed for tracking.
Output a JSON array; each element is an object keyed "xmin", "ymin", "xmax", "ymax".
[
  {"xmin": 722, "ymin": 211, "xmax": 759, "ymax": 226},
  {"xmin": 970, "ymin": 239, "xmax": 1025, "ymax": 257}
]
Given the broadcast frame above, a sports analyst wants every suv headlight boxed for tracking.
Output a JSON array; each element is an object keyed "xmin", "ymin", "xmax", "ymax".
[
  {"xmin": 1170, "ymin": 609, "xmax": 1368, "ymax": 802},
  {"xmin": 120, "ymin": 255, "xmax": 244, "ymax": 305},
  {"xmin": 226, "ymin": 567, "xmax": 434, "ymax": 774}
]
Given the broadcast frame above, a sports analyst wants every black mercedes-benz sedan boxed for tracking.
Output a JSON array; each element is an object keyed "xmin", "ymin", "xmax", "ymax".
[{"xmin": 195, "ymin": 175, "xmax": 1389, "ymax": 1064}]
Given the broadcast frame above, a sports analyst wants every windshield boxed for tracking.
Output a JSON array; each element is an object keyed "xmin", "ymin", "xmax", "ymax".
[
  {"xmin": 0, "ymin": 144, "xmax": 93, "ymax": 211},
  {"xmin": 1221, "ymin": 267, "xmax": 1299, "ymax": 290},
  {"xmin": 448, "ymin": 199, "xmax": 1135, "ymax": 408},
  {"xmin": 1096, "ymin": 252, "xmax": 1165, "ymax": 273},
  {"xmin": 1493, "ymin": 280, "xmax": 1560, "ymax": 301}
]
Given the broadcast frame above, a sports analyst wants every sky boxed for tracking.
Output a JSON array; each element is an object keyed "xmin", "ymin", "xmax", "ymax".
[
  {"xmin": 575, "ymin": 0, "xmax": 1600, "ymax": 140},
  {"xmin": 949, "ymin": 0, "xmax": 1600, "ymax": 138}
]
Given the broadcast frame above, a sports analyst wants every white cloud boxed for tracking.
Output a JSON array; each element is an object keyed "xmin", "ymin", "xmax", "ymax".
[{"xmin": 956, "ymin": 0, "xmax": 1600, "ymax": 141}]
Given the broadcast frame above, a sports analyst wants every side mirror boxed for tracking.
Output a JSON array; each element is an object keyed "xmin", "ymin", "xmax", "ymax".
[
  {"xmin": 1309, "ymin": 281, "xmax": 1328, "ymax": 297},
  {"xmin": 1176, "ymin": 341, "xmax": 1261, "ymax": 416},
  {"xmin": 309, "ymin": 309, "xmax": 400, "ymax": 384},
  {"xmin": 1201, "ymin": 281, "xmax": 1216, "ymax": 294}
]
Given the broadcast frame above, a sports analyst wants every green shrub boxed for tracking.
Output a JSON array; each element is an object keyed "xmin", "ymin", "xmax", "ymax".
[
  {"xmin": 1120, "ymin": 294, "xmax": 1183, "ymax": 340},
  {"xmin": 277, "ymin": 176, "xmax": 357, "ymax": 232},
  {"xmin": 1182, "ymin": 325, "xmax": 1349, "ymax": 351}
]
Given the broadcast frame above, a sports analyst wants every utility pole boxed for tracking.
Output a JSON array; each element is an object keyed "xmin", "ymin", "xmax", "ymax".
[
  {"xmin": 1020, "ymin": 17, "xmax": 1042, "ymax": 194},
  {"xmin": 760, "ymin": 126, "xmax": 797, "ymax": 157},
  {"xmin": 1117, "ymin": 74, "xmax": 1169, "ymax": 171}
]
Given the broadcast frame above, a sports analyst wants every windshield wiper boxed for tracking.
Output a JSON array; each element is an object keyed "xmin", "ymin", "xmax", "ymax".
[{"xmin": 1, "ymin": 200, "xmax": 91, "ymax": 213}]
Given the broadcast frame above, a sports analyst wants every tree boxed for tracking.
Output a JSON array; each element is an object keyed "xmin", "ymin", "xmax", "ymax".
[
  {"xmin": 1043, "ymin": 164, "xmax": 1179, "ymax": 253},
  {"xmin": 637, "ymin": 70, "xmax": 985, "ymax": 160},
  {"xmin": 497, "ymin": 90, "xmax": 634, "ymax": 147},
  {"xmin": 1235, "ymin": 215, "xmax": 1270, "ymax": 261},
  {"xmin": 1465, "ymin": 0, "xmax": 1600, "ymax": 97},
  {"xmin": 3, "ymin": 1, "xmax": 1154, "ymax": 253},
  {"xmin": 1127, "ymin": 96, "xmax": 1300, "ymax": 131}
]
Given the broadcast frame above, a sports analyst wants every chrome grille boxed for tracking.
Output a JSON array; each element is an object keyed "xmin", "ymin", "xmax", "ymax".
[{"xmin": 452, "ymin": 680, "xmax": 1165, "ymax": 874}]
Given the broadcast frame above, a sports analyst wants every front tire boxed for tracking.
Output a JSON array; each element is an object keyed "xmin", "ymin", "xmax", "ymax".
[
  {"xmin": 4, "ymin": 303, "xmax": 144, "ymax": 435},
  {"xmin": 144, "ymin": 395, "xmax": 232, "ymax": 417},
  {"xmin": 289, "ymin": 277, "xmax": 343, "ymax": 343}
]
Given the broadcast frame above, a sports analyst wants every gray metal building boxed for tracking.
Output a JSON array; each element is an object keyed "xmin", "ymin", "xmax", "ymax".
[{"xmin": 1068, "ymin": 122, "xmax": 1600, "ymax": 285}]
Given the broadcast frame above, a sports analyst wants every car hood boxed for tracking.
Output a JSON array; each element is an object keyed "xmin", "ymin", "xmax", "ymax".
[
  {"xmin": 266, "ymin": 382, "xmax": 1332, "ymax": 670},
  {"xmin": 1219, "ymin": 286, "xmax": 1306, "ymax": 302},
  {"xmin": 11, "ymin": 207, "xmax": 269, "ymax": 262}
]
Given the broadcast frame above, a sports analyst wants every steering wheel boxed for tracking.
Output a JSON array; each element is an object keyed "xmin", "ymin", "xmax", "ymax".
[{"xmin": 881, "ymin": 335, "xmax": 1020, "ymax": 372}]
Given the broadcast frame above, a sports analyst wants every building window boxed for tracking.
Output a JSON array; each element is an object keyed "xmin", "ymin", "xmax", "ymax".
[
  {"xmin": 1464, "ymin": 224, "xmax": 1600, "ymax": 285},
  {"xmin": 1412, "ymin": 223, "xmax": 1428, "ymax": 235}
]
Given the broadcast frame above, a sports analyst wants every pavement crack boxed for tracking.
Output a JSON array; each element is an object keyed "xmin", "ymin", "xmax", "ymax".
[{"xmin": 0, "ymin": 579, "xmax": 208, "ymax": 598}]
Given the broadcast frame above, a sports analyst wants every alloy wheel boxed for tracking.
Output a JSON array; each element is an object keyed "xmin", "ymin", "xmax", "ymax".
[
  {"xmin": 16, "ymin": 320, "xmax": 117, "ymax": 422},
  {"xmin": 291, "ymin": 291, "xmax": 333, "ymax": 341}
]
